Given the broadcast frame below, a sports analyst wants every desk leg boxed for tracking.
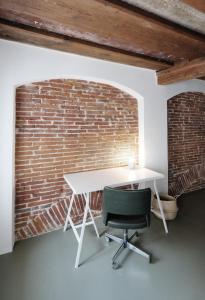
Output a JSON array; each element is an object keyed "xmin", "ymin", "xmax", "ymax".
[
  {"xmin": 153, "ymin": 180, "xmax": 168, "ymax": 234},
  {"xmin": 75, "ymin": 192, "xmax": 89, "ymax": 268},
  {"xmin": 64, "ymin": 193, "xmax": 74, "ymax": 231},
  {"xmin": 87, "ymin": 193, "xmax": 100, "ymax": 238}
]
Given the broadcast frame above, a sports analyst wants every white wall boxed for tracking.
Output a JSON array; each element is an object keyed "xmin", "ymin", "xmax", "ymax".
[{"xmin": 0, "ymin": 39, "xmax": 205, "ymax": 254}]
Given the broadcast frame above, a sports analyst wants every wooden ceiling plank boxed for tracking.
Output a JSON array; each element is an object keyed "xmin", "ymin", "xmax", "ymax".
[
  {"xmin": 0, "ymin": 0, "xmax": 205, "ymax": 63},
  {"xmin": 157, "ymin": 57, "xmax": 205, "ymax": 84},
  {"xmin": 0, "ymin": 22, "xmax": 170, "ymax": 70}
]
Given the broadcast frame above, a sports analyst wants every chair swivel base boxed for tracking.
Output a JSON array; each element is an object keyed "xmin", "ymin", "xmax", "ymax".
[{"xmin": 105, "ymin": 229, "xmax": 151, "ymax": 269}]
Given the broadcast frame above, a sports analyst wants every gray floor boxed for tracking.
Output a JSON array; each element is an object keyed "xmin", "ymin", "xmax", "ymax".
[{"xmin": 0, "ymin": 189, "xmax": 205, "ymax": 300}]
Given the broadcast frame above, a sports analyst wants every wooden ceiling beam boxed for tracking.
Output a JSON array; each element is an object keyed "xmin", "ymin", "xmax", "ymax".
[
  {"xmin": 0, "ymin": 0, "xmax": 205, "ymax": 63},
  {"xmin": 157, "ymin": 57, "xmax": 205, "ymax": 84},
  {"xmin": 0, "ymin": 22, "xmax": 170, "ymax": 70}
]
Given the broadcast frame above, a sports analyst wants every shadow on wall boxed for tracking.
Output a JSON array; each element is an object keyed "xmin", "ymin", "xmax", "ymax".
[
  {"xmin": 15, "ymin": 78, "xmax": 139, "ymax": 241},
  {"xmin": 167, "ymin": 92, "xmax": 205, "ymax": 197}
]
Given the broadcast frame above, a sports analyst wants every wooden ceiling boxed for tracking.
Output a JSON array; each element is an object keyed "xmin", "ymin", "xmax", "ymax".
[{"xmin": 0, "ymin": 0, "xmax": 205, "ymax": 84}]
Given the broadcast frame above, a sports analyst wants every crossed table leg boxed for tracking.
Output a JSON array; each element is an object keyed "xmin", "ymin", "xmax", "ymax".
[
  {"xmin": 63, "ymin": 192, "xmax": 99, "ymax": 268},
  {"xmin": 136, "ymin": 180, "xmax": 168, "ymax": 234}
]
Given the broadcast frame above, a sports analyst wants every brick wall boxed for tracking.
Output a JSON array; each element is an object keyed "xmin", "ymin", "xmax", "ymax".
[
  {"xmin": 168, "ymin": 92, "xmax": 205, "ymax": 197},
  {"xmin": 15, "ymin": 79, "xmax": 138, "ymax": 240}
]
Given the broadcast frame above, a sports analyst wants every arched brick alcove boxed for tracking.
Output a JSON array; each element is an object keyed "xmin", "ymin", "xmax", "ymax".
[
  {"xmin": 15, "ymin": 79, "xmax": 139, "ymax": 240},
  {"xmin": 168, "ymin": 92, "xmax": 205, "ymax": 197}
]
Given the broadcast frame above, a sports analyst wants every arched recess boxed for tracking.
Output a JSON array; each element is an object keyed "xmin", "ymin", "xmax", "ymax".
[
  {"xmin": 15, "ymin": 78, "xmax": 143, "ymax": 240},
  {"xmin": 167, "ymin": 92, "xmax": 205, "ymax": 197}
]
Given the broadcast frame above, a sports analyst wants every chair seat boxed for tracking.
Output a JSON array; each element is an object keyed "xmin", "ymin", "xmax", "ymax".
[{"xmin": 107, "ymin": 214, "xmax": 147, "ymax": 229}]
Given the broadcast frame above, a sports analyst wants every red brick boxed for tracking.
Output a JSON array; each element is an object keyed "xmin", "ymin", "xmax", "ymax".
[
  {"xmin": 15, "ymin": 79, "xmax": 139, "ymax": 240},
  {"xmin": 168, "ymin": 92, "xmax": 205, "ymax": 196}
]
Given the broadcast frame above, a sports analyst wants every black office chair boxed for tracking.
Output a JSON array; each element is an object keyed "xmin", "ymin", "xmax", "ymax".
[{"xmin": 103, "ymin": 186, "xmax": 152, "ymax": 269}]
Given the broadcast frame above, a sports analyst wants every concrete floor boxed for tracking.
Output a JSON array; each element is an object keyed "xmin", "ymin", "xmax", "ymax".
[{"xmin": 0, "ymin": 189, "xmax": 205, "ymax": 300}]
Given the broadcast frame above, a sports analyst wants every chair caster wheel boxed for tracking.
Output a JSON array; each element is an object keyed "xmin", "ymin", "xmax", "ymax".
[
  {"xmin": 105, "ymin": 236, "xmax": 111, "ymax": 242},
  {"xmin": 112, "ymin": 262, "xmax": 120, "ymax": 270},
  {"xmin": 148, "ymin": 255, "xmax": 152, "ymax": 264}
]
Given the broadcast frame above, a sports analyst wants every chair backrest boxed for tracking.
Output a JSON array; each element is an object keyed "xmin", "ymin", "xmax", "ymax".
[{"xmin": 103, "ymin": 187, "xmax": 152, "ymax": 225}]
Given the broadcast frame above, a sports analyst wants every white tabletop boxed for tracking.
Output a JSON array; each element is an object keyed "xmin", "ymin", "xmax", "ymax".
[{"xmin": 64, "ymin": 167, "xmax": 164, "ymax": 194}]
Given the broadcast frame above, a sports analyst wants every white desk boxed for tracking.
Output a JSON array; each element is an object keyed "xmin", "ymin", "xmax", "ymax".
[{"xmin": 63, "ymin": 167, "xmax": 168, "ymax": 268}]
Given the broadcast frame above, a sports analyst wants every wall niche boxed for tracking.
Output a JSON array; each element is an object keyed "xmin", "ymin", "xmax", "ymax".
[
  {"xmin": 15, "ymin": 79, "xmax": 139, "ymax": 240},
  {"xmin": 168, "ymin": 92, "xmax": 205, "ymax": 197}
]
